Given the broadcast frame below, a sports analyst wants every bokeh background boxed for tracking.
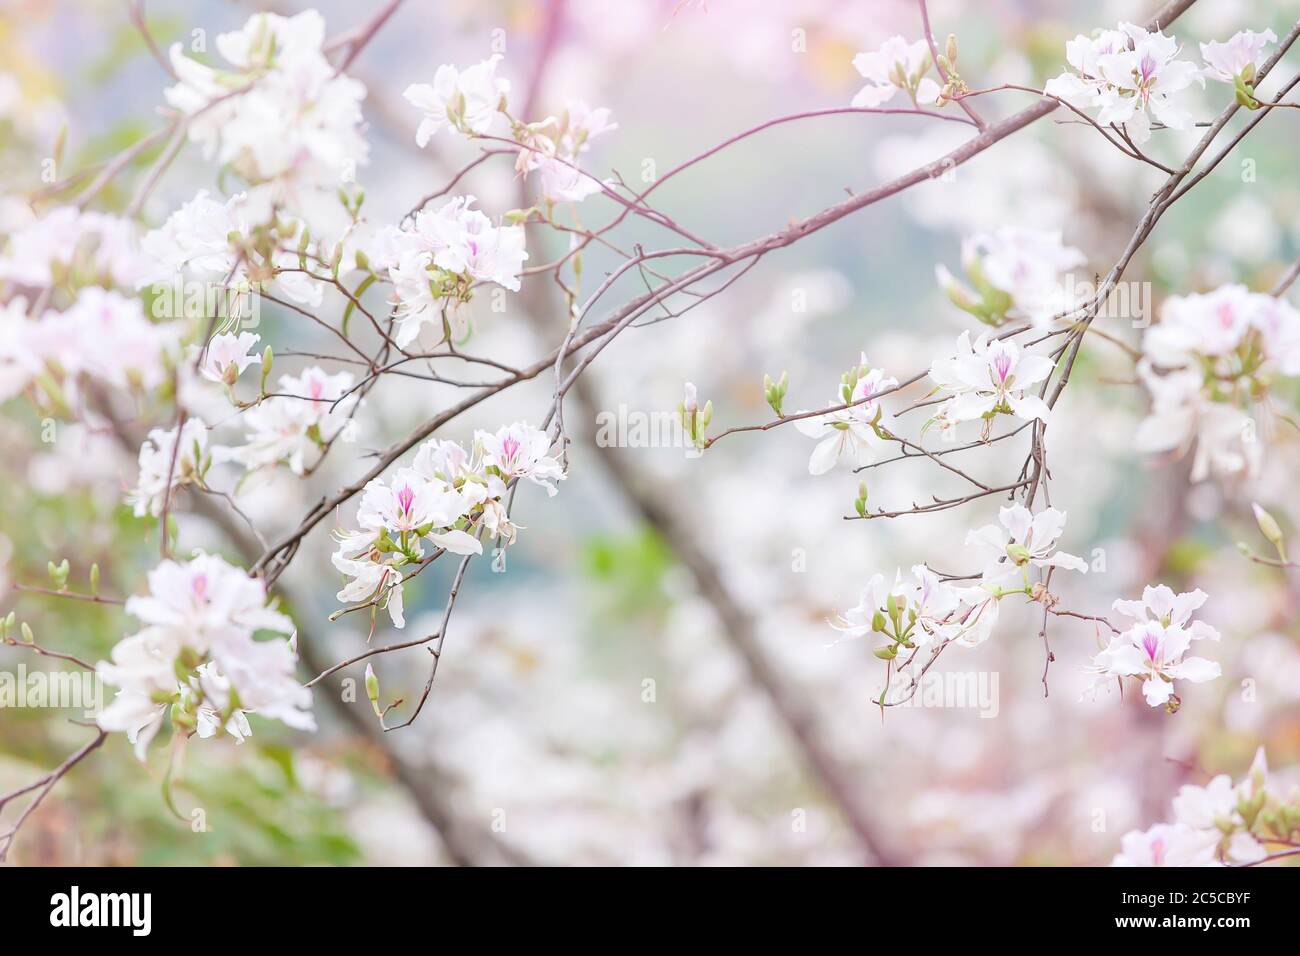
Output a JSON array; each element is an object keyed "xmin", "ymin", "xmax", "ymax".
[{"xmin": 2, "ymin": 0, "xmax": 1300, "ymax": 865}]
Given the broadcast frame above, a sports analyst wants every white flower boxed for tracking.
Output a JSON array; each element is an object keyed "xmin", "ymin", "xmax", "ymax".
[
  {"xmin": 928, "ymin": 332, "xmax": 1054, "ymax": 432},
  {"xmin": 1087, "ymin": 617, "xmax": 1220, "ymax": 708},
  {"xmin": 476, "ymin": 422, "xmax": 565, "ymax": 496},
  {"xmin": 833, "ymin": 565, "xmax": 999, "ymax": 649},
  {"xmin": 413, "ymin": 437, "xmax": 477, "ymax": 485},
  {"xmin": 97, "ymin": 553, "xmax": 308, "ymax": 756},
  {"xmin": 1133, "ymin": 361, "xmax": 1261, "ymax": 483},
  {"xmin": 850, "ymin": 37, "xmax": 940, "ymax": 108},
  {"xmin": 1112, "ymin": 584, "xmax": 1221, "ymax": 642},
  {"xmin": 196, "ymin": 331, "xmax": 261, "ymax": 386},
  {"xmin": 45, "ymin": 287, "xmax": 180, "ymax": 392},
  {"xmin": 1044, "ymin": 23, "xmax": 1202, "ymax": 144},
  {"xmin": 0, "ymin": 206, "xmax": 154, "ymax": 289},
  {"xmin": 218, "ymin": 366, "xmax": 357, "ymax": 475},
  {"xmin": 165, "ymin": 11, "xmax": 368, "ymax": 188},
  {"xmin": 965, "ymin": 504, "xmax": 1088, "ymax": 592},
  {"xmin": 1044, "ymin": 29, "xmax": 1131, "ymax": 106},
  {"xmin": 1201, "ymin": 29, "xmax": 1276, "ymax": 84},
  {"xmin": 1250, "ymin": 294, "xmax": 1300, "ymax": 375},
  {"xmin": 795, "ymin": 355, "xmax": 896, "ymax": 475},
  {"xmin": 95, "ymin": 629, "xmax": 183, "ymax": 759},
  {"xmin": 383, "ymin": 196, "xmax": 528, "ymax": 346},
  {"xmin": 937, "ymin": 227, "xmax": 1087, "ymax": 326},
  {"xmin": 1144, "ymin": 285, "xmax": 1255, "ymax": 362},
  {"xmin": 125, "ymin": 552, "xmax": 293, "ymax": 648},
  {"xmin": 404, "ymin": 56, "xmax": 509, "ymax": 142},
  {"xmin": 1111, "ymin": 823, "xmax": 1217, "ymax": 866},
  {"xmin": 127, "ymin": 418, "xmax": 210, "ymax": 517},
  {"xmin": 518, "ymin": 100, "xmax": 617, "ymax": 204},
  {"xmin": 332, "ymin": 552, "xmax": 405, "ymax": 628},
  {"xmin": 794, "ymin": 411, "xmax": 877, "ymax": 475},
  {"xmin": 141, "ymin": 190, "xmax": 249, "ymax": 285},
  {"xmin": 356, "ymin": 468, "xmax": 482, "ymax": 555}
]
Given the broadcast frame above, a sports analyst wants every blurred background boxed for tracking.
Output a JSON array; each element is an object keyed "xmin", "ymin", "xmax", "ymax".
[{"xmin": 2, "ymin": 0, "xmax": 1300, "ymax": 865}]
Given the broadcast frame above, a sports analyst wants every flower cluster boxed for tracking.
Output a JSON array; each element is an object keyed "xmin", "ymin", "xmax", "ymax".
[
  {"xmin": 0, "ymin": 287, "xmax": 181, "ymax": 408},
  {"xmin": 834, "ymin": 564, "xmax": 999, "ymax": 657},
  {"xmin": 372, "ymin": 196, "xmax": 528, "ymax": 347},
  {"xmin": 1043, "ymin": 22, "xmax": 1202, "ymax": 144},
  {"xmin": 332, "ymin": 423, "xmax": 563, "ymax": 627},
  {"xmin": 1086, "ymin": 585, "xmax": 1221, "ymax": 711},
  {"xmin": 165, "ymin": 11, "xmax": 367, "ymax": 193},
  {"xmin": 141, "ymin": 190, "xmax": 326, "ymax": 318},
  {"xmin": 927, "ymin": 331, "xmax": 1054, "ymax": 436},
  {"xmin": 1114, "ymin": 749, "xmax": 1300, "ymax": 865},
  {"xmin": 1135, "ymin": 285, "xmax": 1300, "ymax": 481},
  {"xmin": 935, "ymin": 227, "xmax": 1087, "ymax": 327},
  {"xmin": 0, "ymin": 205, "xmax": 154, "ymax": 291},
  {"xmin": 96, "ymin": 553, "xmax": 313, "ymax": 759}
]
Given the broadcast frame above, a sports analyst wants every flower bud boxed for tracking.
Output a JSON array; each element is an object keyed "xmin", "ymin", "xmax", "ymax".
[
  {"xmin": 365, "ymin": 663, "xmax": 382, "ymax": 717},
  {"xmin": 259, "ymin": 346, "xmax": 274, "ymax": 393},
  {"xmin": 1252, "ymin": 502, "xmax": 1286, "ymax": 561}
]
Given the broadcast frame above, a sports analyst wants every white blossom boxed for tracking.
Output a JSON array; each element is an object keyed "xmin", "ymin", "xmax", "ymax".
[
  {"xmin": 1201, "ymin": 29, "xmax": 1276, "ymax": 85},
  {"xmin": 404, "ymin": 56, "xmax": 509, "ymax": 142},
  {"xmin": 928, "ymin": 332, "xmax": 1054, "ymax": 433},
  {"xmin": 476, "ymin": 422, "xmax": 565, "ymax": 496},
  {"xmin": 1044, "ymin": 23, "xmax": 1202, "ymax": 144},
  {"xmin": 966, "ymin": 505, "xmax": 1088, "ymax": 593},
  {"xmin": 850, "ymin": 37, "xmax": 940, "ymax": 108}
]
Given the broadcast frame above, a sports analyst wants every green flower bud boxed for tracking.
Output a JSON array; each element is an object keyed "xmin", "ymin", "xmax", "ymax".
[{"xmin": 365, "ymin": 663, "xmax": 382, "ymax": 717}]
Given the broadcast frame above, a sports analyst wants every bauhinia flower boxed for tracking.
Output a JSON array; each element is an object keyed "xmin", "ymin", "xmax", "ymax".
[
  {"xmin": 404, "ymin": 55, "xmax": 509, "ymax": 142},
  {"xmin": 196, "ymin": 331, "xmax": 261, "ymax": 386},
  {"xmin": 833, "ymin": 564, "xmax": 1000, "ymax": 654},
  {"xmin": 375, "ymin": 195, "xmax": 528, "ymax": 347},
  {"xmin": 1135, "ymin": 286, "xmax": 1300, "ymax": 482},
  {"xmin": 164, "ymin": 11, "xmax": 368, "ymax": 189},
  {"xmin": 332, "ymin": 549, "xmax": 407, "ymax": 629},
  {"xmin": 928, "ymin": 332, "xmax": 1054, "ymax": 435},
  {"xmin": 795, "ymin": 354, "xmax": 897, "ymax": 475},
  {"xmin": 356, "ymin": 468, "xmax": 482, "ymax": 555},
  {"xmin": 1116, "ymin": 748, "xmax": 1293, "ymax": 866},
  {"xmin": 97, "ymin": 553, "xmax": 310, "ymax": 758},
  {"xmin": 1111, "ymin": 823, "xmax": 1216, "ymax": 866},
  {"xmin": 476, "ymin": 422, "xmax": 566, "ymax": 496},
  {"xmin": 127, "ymin": 417, "xmax": 212, "ymax": 517},
  {"xmin": 217, "ymin": 366, "xmax": 358, "ymax": 475},
  {"xmin": 850, "ymin": 37, "xmax": 940, "ymax": 108},
  {"xmin": 1200, "ymin": 29, "xmax": 1276, "ymax": 86},
  {"xmin": 965, "ymin": 504, "xmax": 1088, "ymax": 594},
  {"xmin": 1087, "ymin": 585, "xmax": 1221, "ymax": 710},
  {"xmin": 1111, "ymin": 584, "xmax": 1221, "ymax": 641},
  {"xmin": 515, "ymin": 100, "xmax": 617, "ymax": 204},
  {"xmin": 1043, "ymin": 23, "xmax": 1202, "ymax": 144},
  {"xmin": 935, "ymin": 227, "xmax": 1086, "ymax": 326}
]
